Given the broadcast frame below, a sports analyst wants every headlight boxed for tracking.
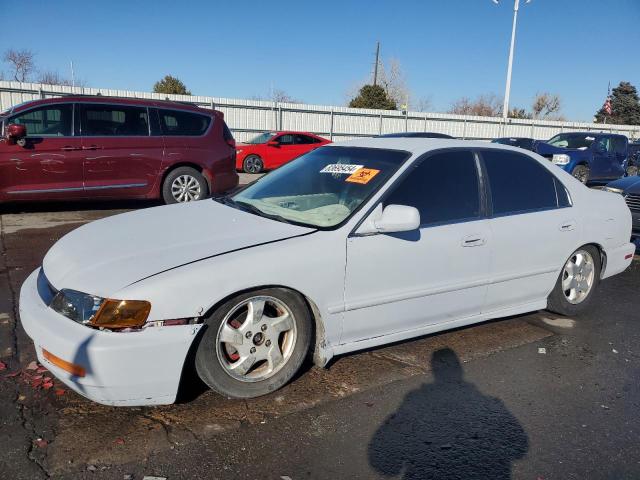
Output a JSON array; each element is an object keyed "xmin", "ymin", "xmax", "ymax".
[
  {"xmin": 552, "ymin": 154, "xmax": 571, "ymax": 165},
  {"xmin": 50, "ymin": 289, "xmax": 151, "ymax": 329},
  {"xmin": 603, "ymin": 186, "xmax": 624, "ymax": 195}
]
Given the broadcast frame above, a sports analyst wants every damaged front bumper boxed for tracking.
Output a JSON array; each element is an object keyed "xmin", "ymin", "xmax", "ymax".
[{"xmin": 19, "ymin": 268, "xmax": 202, "ymax": 406}]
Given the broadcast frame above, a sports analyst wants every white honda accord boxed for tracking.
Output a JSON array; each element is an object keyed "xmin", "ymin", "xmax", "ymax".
[{"xmin": 20, "ymin": 138, "xmax": 635, "ymax": 406}]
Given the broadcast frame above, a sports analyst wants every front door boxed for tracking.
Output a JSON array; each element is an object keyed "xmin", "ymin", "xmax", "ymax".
[
  {"xmin": 591, "ymin": 137, "xmax": 615, "ymax": 180},
  {"xmin": 341, "ymin": 149, "xmax": 492, "ymax": 345},
  {"xmin": 0, "ymin": 103, "xmax": 84, "ymax": 200},
  {"xmin": 79, "ymin": 103, "xmax": 163, "ymax": 197},
  {"xmin": 269, "ymin": 134, "xmax": 307, "ymax": 168}
]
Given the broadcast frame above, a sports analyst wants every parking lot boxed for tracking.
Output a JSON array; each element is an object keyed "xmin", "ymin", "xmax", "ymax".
[{"xmin": 0, "ymin": 171, "xmax": 639, "ymax": 478}]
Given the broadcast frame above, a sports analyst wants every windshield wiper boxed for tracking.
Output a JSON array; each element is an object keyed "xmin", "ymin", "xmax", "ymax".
[{"xmin": 218, "ymin": 197, "xmax": 294, "ymax": 225}]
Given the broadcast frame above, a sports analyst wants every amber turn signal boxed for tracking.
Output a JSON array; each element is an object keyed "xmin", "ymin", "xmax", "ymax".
[
  {"xmin": 42, "ymin": 349, "xmax": 86, "ymax": 377},
  {"xmin": 90, "ymin": 299, "xmax": 151, "ymax": 329}
]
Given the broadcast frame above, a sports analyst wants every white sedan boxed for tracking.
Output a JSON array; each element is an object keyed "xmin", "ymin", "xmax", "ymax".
[{"xmin": 19, "ymin": 138, "xmax": 635, "ymax": 406}]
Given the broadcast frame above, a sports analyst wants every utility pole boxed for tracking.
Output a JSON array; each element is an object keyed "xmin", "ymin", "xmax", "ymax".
[
  {"xmin": 70, "ymin": 60, "xmax": 75, "ymax": 88},
  {"xmin": 373, "ymin": 41, "xmax": 380, "ymax": 86}
]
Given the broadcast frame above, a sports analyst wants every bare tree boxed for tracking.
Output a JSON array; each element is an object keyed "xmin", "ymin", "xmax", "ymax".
[
  {"xmin": 37, "ymin": 70, "xmax": 73, "ymax": 86},
  {"xmin": 377, "ymin": 58, "xmax": 410, "ymax": 108},
  {"xmin": 271, "ymin": 89, "xmax": 300, "ymax": 104},
  {"xmin": 532, "ymin": 92, "xmax": 561, "ymax": 119},
  {"xmin": 3, "ymin": 49, "xmax": 35, "ymax": 82},
  {"xmin": 415, "ymin": 96, "xmax": 434, "ymax": 112},
  {"xmin": 449, "ymin": 94, "xmax": 502, "ymax": 117}
]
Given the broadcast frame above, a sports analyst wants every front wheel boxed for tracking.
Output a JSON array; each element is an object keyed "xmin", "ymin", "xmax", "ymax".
[
  {"xmin": 547, "ymin": 245, "xmax": 601, "ymax": 316},
  {"xmin": 571, "ymin": 164, "xmax": 590, "ymax": 184},
  {"xmin": 195, "ymin": 288, "xmax": 312, "ymax": 398}
]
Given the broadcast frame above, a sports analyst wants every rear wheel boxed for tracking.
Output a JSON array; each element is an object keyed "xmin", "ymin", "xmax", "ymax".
[
  {"xmin": 571, "ymin": 164, "xmax": 590, "ymax": 184},
  {"xmin": 243, "ymin": 155, "xmax": 264, "ymax": 174},
  {"xmin": 626, "ymin": 165, "xmax": 638, "ymax": 177},
  {"xmin": 162, "ymin": 167, "xmax": 208, "ymax": 204},
  {"xmin": 547, "ymin": 245, "xmax": 601, "ymax": 316},
  {"xmin": 195, "ymin": 288, "xmax": 312, "ymax": 398}
]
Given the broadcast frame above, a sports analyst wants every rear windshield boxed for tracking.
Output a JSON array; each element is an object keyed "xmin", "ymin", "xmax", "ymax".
[{"xmin": 231, "ymin": 146, "xmax": 409, "ymax": 228}]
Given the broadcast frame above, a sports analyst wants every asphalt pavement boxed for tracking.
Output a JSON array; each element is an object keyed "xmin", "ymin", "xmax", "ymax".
[{"xmin": 0, "ymin": 187, "xmax": 638, "ymax": 479}]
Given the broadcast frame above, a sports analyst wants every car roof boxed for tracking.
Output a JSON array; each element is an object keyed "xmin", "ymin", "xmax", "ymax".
[
  {"xmin": 10, "ymin": 96, "xmax": 216, "ymax": 115},
  {"xmin": 558, "ymin": 131, "xmax": 626, "ymax": 138},
  {"xmin": 327, "ymin": 137, "xmax": 537, "ymax": 156}
]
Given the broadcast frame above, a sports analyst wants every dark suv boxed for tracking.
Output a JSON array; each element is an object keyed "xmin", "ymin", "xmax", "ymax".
[{"xmin": 0, "ymin": 96, "xmax": 238, "ymax": 204}]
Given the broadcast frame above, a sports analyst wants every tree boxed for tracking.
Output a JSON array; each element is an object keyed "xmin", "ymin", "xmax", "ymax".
[
  {"xmin": 415, "ymin": 96, "xmax": 434, "ymax": 113},
  {"xmin": 532, "ymin": 92, "xmax": 561, "ymax": 119},
  {"xmin": 449, "ymin": 94, "xmax": 502, "ymax": 117},
  {"xmin": 508, "ymin": 107, "xmax": 532, "ymax": 119},
  {"xmin": 37, "ymin": 70, "xmax": 73, "ymax": 86},
  {"xmin": 595, "ymin": 81, "xmax": 640, "ymax": 125},
  {"xmin": 349, "ymin": 84, "xmax": 396, "ymax": 110},
  {"xmin": 3, "ymin": 49, "xmax": 35, "ymax": 82},
  {"xmin": 153, "ymin": 75, "xmax": 191, "ymax": 95},
  {"xmin": 271, "ymin": 89, "xmax": 299, "ymax": 103},
  {"xmin": 377, "ymin": 58, "xmax": 410, "ymax": 108}
]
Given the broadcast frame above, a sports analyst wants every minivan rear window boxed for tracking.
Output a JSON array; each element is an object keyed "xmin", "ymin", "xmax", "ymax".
[{"xmin": 158, "ymin": 109, "xmax": 211, "ymax": 136}]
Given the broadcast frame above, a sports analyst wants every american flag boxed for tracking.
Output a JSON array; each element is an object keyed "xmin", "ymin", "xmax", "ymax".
[{"xmin": 603, "ymin": 83, "xmax": 612, "ymax": 116}]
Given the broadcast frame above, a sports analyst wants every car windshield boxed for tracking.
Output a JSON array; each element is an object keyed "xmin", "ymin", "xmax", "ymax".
[
  {"xmin": 547, "ymin": 133, "xmax": 595, "ymax": 150},
  {"xmin": 245, "ymin": 132, "xmax": 276, "ymax": 144},
  {"xmin": 228, "ymin": 146, "xmax": 410, "ymax": 228}
]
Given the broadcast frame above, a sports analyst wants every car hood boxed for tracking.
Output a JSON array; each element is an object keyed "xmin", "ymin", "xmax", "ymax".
[
  {"xmin": 535, "ymin": 142, "xmax": 588, "ymax": 156},
  {"xmin": 607, "ymin": 175, "xmax": 640, "ymax": 193},
  {"xmin": 43, "ymin": 200, "xmax": 315, "ymax": 297}
]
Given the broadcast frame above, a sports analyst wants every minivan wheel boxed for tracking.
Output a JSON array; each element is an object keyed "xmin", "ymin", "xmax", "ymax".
[
  {"xmin": 571, "ymin": 164, "xmax": 590, "ymax": 184},
  {"xmin": 547, "ymin": 245, "xmax": 601, "ymax": 316},
  {"xmin": 243, "ymin": 155, "xmax": 264, "ymax": 174},
  {"xmin": 162, "ymin": 167, "xmax": 209, "ymax": 204},
  {"xmin": 195, "ymin": 288, "xmax": 312, "ymax": 398}
]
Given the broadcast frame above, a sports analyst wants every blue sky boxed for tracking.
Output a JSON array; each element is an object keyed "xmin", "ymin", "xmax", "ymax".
[{"xmin": 2, "ymin": 0, "xmax": 639, "ymax": 121}]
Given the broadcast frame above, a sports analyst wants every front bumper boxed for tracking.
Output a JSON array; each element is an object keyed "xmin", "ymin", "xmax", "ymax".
[{"xmin": 19, "ymin": 268, "xmax": 202, "ymax": 406}]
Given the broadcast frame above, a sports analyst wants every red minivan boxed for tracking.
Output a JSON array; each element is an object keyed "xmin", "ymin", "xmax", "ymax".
[{"xmin": 0, "ymin": 97, "xmax": 239, "ymax": 204}]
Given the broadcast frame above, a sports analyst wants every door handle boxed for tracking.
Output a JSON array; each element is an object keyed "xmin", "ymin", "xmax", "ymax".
[
  {"xmin": 82, "ymin": 145, "xmax": 101, "ymax": 150},
  {"xmin": 461, "ymin": 235, "xmax": 486, "ymax": 247},
  {"xmin": 61, "ymin": 145, "xmax": 80, "ymax": 151},
  {"xmin": 559, "ymin": 220, "xmax": 577, "ymax": 232}
]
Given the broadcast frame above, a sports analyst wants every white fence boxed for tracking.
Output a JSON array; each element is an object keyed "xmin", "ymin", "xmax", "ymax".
[{"xmin": 1, "ymin": 81, "xmax": 638, "ymax": 143}]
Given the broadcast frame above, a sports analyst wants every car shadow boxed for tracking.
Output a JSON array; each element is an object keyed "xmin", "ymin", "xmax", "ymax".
[{"xmin": 368, "ymin": 348, "xmax": 528, "ymax": 480}]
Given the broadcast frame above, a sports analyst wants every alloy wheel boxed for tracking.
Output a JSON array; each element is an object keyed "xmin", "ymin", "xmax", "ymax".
[
  {"xmin": 215, "ymin": 296, "xmax": 297, "ymax": 382},
  {"xmin": 171, "ymin": 174, "xmax": 202, "ymax": 202},
  {"xmin": 561, "ymin": 249, "xmax": 596, "ymax": 304}
]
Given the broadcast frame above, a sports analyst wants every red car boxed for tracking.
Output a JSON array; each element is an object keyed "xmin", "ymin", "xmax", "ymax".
[
  {"xmin": 0, "ymin": 96, "xmax": 238, "ymax": 204},
  {"xmin": 236, "ymin": 131, "xmax": 330, "ymax": 173}
]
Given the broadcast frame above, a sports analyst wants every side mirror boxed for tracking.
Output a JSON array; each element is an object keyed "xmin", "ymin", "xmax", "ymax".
[
  {"xmin": 5, "ymin": 123, "xmax": 27, "ymax": 145},
  {"xmin": 267, "ymin": 140, "xmax": 279, "ymax": 147},
  {"xmin": 356, "ymin": 204, "xmax": 420, "ymax": 235}
]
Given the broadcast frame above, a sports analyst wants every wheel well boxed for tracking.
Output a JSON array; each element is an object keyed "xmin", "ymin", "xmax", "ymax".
[
  {"xmin": 582, "ymin": 242, "xmax": 606, "ymax": 277},
  {"xmin": 161, "ymin": 163, "xmax": 210, "ymax": 192},
  {"xmin": 201, "ymin": 285, "xmax": 325, "ymax": 366}
]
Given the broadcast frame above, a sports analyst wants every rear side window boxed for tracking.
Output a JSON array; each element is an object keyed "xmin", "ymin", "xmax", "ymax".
[
  {"xmin": 294, "ymin": 134, "xmax": 315, "ymax": 144},
  {"xmin": 158, "ymin": 109, "xmax": 211, "ymax": 136},
  {"xmin": 9, "ymin": 104, "xmax": 73, "ymax": 137},
  {"xmin": 554, "ymin": 178, "xmax": 572, "ymax": 208},
  {"xmin": 81, "ymin": 104, "xmax": 149, "ymax": 136},
  {"xmin": 612, "ymin": 137, "xmax": 627, "ymax": 155},
  {"xmin": 223, "ymin": 122, "xmax": 234, "ymax": 143},
  {"xmin": 482, "ymin": 150, "xmax": 558, "ymax": 216},
  {"xmin": 384, "ymin": 150, "xmax": 481, "ymax": 226}
]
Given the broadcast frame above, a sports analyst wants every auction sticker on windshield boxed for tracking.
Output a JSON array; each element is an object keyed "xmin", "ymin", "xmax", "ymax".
[
  {"xmin": 346, "ymin": 168, "xmax": 380, "ymax": 184},
  {"xmin": 320, "ymin": 164, "xmax": 364, "ymax": 174}
]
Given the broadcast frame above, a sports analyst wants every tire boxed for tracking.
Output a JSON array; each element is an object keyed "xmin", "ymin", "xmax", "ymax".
[
  {"xmin": 571, "ymin": 164, "xmax": 590, "ymax": 184},
  {"xmin": 243, "ymin": 155, "xmax": 264, "ymax": 174},
  {"xmin": 626, "ymin": 165, "xmax": 638, "ymax": 177},
  {"xmin": 547, "ymin": 245, "xmax": 601, "ymax": 316},
  {"xmin": 162, "ymin": 167, "xmax": 209, "ymax": 204},
  {"xmin": 195, "ymin": 288, "xmax": 312, "ymax": 398}
]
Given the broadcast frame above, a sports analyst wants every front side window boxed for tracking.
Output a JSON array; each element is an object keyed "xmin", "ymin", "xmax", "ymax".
[
  {"xmin": 158, "ymin": 109, "xmax": 211, "ymax": 136},
  {"xmin": 483, "ymin": 150, "xmax": 559, "ymax": 216},
  {"xmin": 81, "ymin": 104, "xmax": 149, "ymax": 136},
  {"xmin": 277, "ymin": 134, "xmax": 294, "ymax": 145},
  {"xmin": 9, "ymin": 104, "xmax": 72, "ymax": 137},
  {"xmin": 547, "ymin": 133, "xmax": 595, "ymax": 150},
  {"xmin": 384, "ymin": 150, "xmax": 481, "ymax": 226},
  {"xmin": 230, "ymin": 147, "xmax": 409, "ymax": 228},
  {"xmin": 595, "ymin": 137, "xmax": 612, "ymax": 153}
]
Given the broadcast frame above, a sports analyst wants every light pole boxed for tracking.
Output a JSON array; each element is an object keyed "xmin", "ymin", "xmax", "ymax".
[{"xmin": 493, "ymin": 0, "xmax": 532, "ymax": 119}]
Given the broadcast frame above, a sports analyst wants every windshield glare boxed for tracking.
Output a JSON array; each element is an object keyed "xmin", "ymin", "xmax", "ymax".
[
  {"xmin": 231, "ymin": 146, "xmax": 409, "ymax": 228},
  {"xmin": 547, "ymin": 134, "xmax": 595, "ymax": 150},
  {"xmin": 245, "ymin": 132, "xmax": 276, "ymax": 144}
]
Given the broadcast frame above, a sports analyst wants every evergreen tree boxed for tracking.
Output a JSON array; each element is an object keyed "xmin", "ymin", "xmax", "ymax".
[{"xmin": 595, "ymin": 81, "xmax": 640, "ymax": 125}]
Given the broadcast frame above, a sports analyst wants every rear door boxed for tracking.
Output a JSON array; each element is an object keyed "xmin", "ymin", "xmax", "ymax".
[
  {"xmin": 0, "ymin": 103, "xmax": 84, "ymax": 200},
  {"xmin": 480, "ymin": 149, "xmax": 578, "ymax": 312},
  {"xmin": 610, "ymin": 136, "xmax": 628, "ymax": 179},
  {"xmin": 79, "ymin": 103, "xmax": 163, "ymax": 197}
]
